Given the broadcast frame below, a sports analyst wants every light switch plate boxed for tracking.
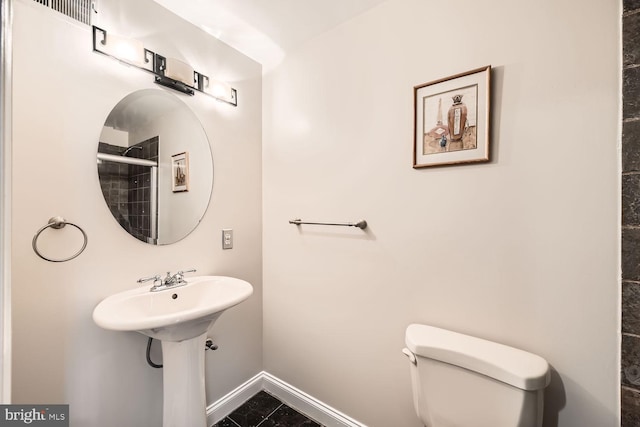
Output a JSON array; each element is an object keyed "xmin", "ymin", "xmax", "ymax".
[{"xmin": 222, "ymin": 229, "xmax": 233, "ymax": 249}]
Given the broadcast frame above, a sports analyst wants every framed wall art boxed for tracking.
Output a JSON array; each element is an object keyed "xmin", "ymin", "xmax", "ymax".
[
  {"xmin": 171, "ymin": 152, "xmax": 189, "ymax": 192},
  {"xmin": 413, "ymin": 66, "xmax": 491, "ymax": 168}
]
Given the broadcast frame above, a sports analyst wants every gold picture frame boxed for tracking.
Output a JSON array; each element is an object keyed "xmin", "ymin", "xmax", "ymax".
[
  {"xmin": 171, "ymin": 152, "xmax": 189, "ymax": 192},
  {"xmin": 413, "ymin": 66, "xmax": 491, "ymax": 168}
]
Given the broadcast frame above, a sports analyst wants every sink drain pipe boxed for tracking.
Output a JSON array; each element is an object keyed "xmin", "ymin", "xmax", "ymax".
[
  {"xmin": 146, "ymin": 337, "xmax": 163, "ymax": 368},
  {"xmin": 146, "ymin": 337, "xmax": 219, "ymax": 369}
]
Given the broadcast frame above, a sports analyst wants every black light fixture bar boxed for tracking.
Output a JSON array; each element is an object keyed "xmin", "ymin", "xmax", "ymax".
[
  {"xmin": 91, "ymin": 26, "xmax": 238, "ymax": 106},
  {"xmin": 154, "ymin": 75, "xmax": 195, "ymax": 96}
]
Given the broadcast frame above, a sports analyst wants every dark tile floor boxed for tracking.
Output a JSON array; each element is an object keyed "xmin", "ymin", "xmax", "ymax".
[{"xmin": 213, "ymin": 390, "xmax": 322, "ymax": 427}]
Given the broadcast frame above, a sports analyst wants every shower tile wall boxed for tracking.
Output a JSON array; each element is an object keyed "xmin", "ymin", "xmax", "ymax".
[
  {"xmin": 622, "ymin": 1, "xmax": 640, "ymax": 424},
  {"xmin": 97, "ymin": 137, "xmax": 158, "ymax": 243}
]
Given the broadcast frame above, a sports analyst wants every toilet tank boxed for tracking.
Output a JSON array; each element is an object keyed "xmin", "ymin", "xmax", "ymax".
[{"xmin": 403, "ymin": 324, "xmax": 550, "ymax": 427}]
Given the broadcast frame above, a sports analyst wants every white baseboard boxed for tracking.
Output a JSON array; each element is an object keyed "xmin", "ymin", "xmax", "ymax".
[
  {"xmin": 261, "ymin": 372, "xmax": 366, "ymax": 427},
  {"xmin": 206, "ymin": 372, "xmax": 263, "ymax": 426},
  {"xmin": 206, "ymin": 371, "xmax": 367, "ymax": 427}
]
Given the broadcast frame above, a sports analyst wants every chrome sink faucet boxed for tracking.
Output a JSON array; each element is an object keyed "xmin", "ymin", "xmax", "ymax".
[{"xmin": 137, "ymin": 269, "xmax": 196, "ymax": 292}]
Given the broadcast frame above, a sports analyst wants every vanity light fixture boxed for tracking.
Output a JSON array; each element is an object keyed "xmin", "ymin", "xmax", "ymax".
[
  {"xmin": 92, "ymin": 26, "xmax": 154, "ymax": 71},
  {"xmin": 92, "ymin": 26, "xmax": 238, "ymax": 106},
  {"xmin": 196, "ymin": 73, "xmax": 236, "ymax": 104}
]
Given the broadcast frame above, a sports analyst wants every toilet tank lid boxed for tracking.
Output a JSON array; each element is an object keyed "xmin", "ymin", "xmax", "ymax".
[{"xmin": 405, "ymin": 324, "xmax": 551, "ymax": 391}]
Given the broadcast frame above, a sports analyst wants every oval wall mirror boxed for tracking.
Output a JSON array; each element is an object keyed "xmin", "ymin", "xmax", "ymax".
[{"xmin": 97, "ymin": 89, "xmax": 213, "ymax": 245}]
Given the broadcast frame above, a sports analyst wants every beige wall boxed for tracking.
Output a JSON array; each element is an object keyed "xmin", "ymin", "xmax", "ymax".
[
  {"xmin": 11, "ymin": 0, "xmax": 262, "ymax": 425},
  {"xmin": 262, "ymin": 0, "xmax": 620, "ymax": 426}
]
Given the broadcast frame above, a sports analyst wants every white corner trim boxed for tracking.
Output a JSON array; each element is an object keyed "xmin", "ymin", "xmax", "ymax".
[
  {"xmin": 206, "ymin": 371, "xmax": 367, "ymax": 427},
  {"xmin": 206, "ymin": 372, "xmax": 264, "ymax": 426},
  {"xmin": 0, "ymin": 0, "xmax": 13, "ymax": 404}
]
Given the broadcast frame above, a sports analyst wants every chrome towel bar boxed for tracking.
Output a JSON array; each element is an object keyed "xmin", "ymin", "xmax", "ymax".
[
  {"xmin": 32, "ymin": 216, "xmax": 88, "ymax": 262},
  {"xmin": 289, "ymin": 218, "xmax": 368, "ymax": 230}
]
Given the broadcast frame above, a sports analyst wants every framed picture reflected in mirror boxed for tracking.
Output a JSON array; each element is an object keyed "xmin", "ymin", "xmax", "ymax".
[{"xmin": 172, "ymin": 152, "xmax": 189, "ymax": 192}]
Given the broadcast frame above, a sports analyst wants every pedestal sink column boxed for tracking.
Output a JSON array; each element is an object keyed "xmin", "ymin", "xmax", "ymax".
[{"xmin": 161, "ymin": 332, "xmax": 208, "ymax": 427}]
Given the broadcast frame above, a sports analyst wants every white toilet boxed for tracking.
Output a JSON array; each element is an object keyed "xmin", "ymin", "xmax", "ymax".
[{"xmin": 402, "ymin": 324, "xmax": 551, "ymax": 427}]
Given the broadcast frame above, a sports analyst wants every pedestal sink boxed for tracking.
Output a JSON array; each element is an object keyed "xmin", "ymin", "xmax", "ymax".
[{"xmin": 92, "ymin": 275, "xmax": 253, "ymax": 427}]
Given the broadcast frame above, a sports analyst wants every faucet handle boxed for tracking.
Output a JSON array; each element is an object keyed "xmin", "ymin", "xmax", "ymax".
[
  {"xmin": 175, "ymin": 269, "xmax": 196, "ymax": 283},
  {"xmin": 137, "ymin": 274, "xmax": 161, "ymax": 284}
]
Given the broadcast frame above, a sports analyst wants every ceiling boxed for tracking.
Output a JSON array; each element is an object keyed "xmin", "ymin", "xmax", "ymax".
[{"xmin": 152, "ymin": 0, "xmax": 388, "ymax": 70}]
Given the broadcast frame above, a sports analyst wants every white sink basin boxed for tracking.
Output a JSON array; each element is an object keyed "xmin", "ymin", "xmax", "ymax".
[
  {"xmin": 93, "ymin": 275, "xmax": 253, "ymax": 341},
  {"xmin": 93, "ymin": 275, "xmax": 253, "ymax": 427}
]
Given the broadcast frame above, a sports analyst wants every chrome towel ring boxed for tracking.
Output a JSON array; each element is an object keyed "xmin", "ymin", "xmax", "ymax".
[{"xmin": 32, "ymin": 216, "xmax": 88, "ymax": 262}]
